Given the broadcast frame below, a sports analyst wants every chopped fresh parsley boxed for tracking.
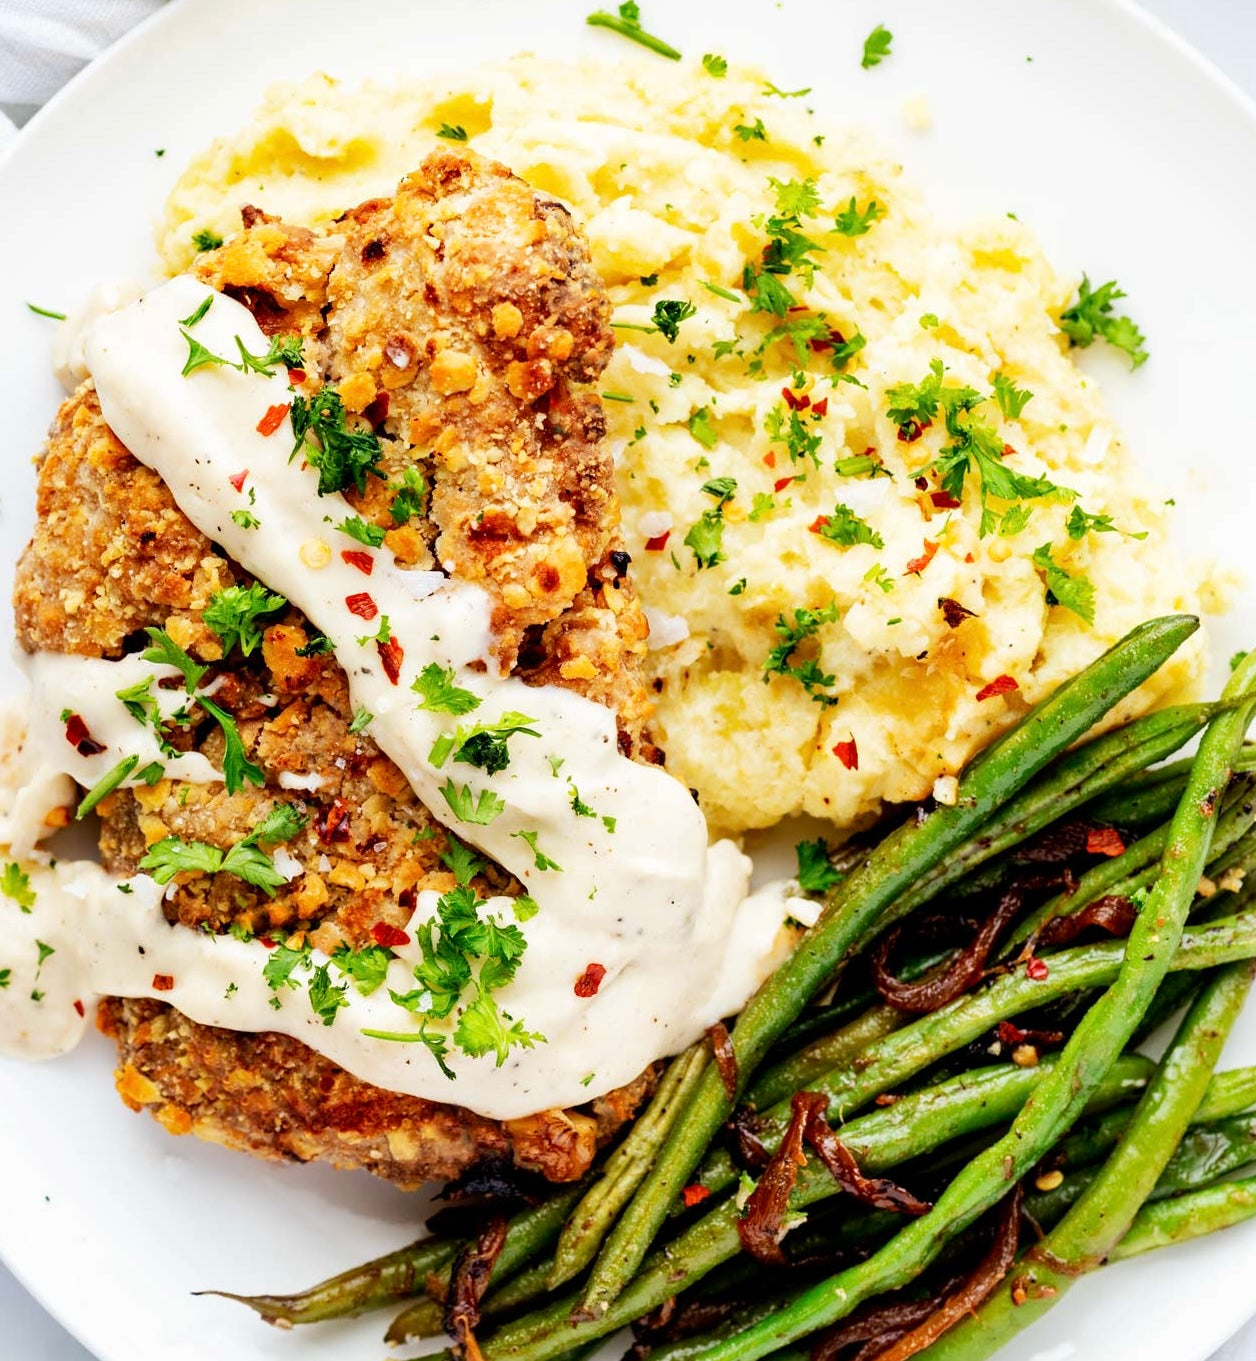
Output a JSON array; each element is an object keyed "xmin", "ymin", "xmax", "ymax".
[
  {"xmin": 246, "ymin": 803, "xmax": 308, "ymax": 846},
  {"xmin": 192, "ymin": 228, "xmax": 224, "ymax": 252},
  {"xmin": 585, "ymin": 3, "xmax": 681, "ymax": 60},
  {"xmin": 688, "ymin": 407, "xmax": 719, "ymax": 449},
  {"xmin": 763, "ymin": 603, "xmax": 840, "ymax": 704},
  {"xmin": 702, "ymin": 52, "xmax": 727, "ymax": 77},
  {"xmin": 180, "ymin": 331, "xmax": 230, "ymax": 377},
  {"xmin": 991, "ymin": 372, "xmax": 1034, "ymax": 420},
  {"xmin": 1, "ymin": 863, "xmax": 35, "ymax": 913},
  {"xmin": 337, "ymin": 516, "xmax": 387, "ymax": 548},
  {"xmin": 748, "ymin": 491, "xmax": 777, "ymax": 522},
  {"xmin": 512, "ymin": 829, "xmax": 563, "ymax": 872},
  {"xmin": 0, "ymin": 969, "xmax": 10, "ymax": 989},
  {"xmin": 764, "ymin": 81, "xmax": 811, "ymax": 98},
  {"xmin": 440, "ymin": 780, "xmax": 507, "ymax": 826},
  {"xmin": 833, "ymin": 197, "xmax": 884, "ymax": 237},
  {"xmin": 349, "ymin": 706, "xmax": 374, "ymax": 734},
  {"xmin": 290, "ymin": 388, "xmax": 386, "ymax": 496},
  {"xmin": 142, "ymin": 627, "xmax": 208, "ymax": 693},
  {"xmin": 684, "ymin": 510, "xmax": 726, "ymax": 569},
  {"xmin": 178, "ymin": 295, "xmax": 212, "ymax": 328},
  {"xmin": 203, "ymin": 583, "xmax": 287, "ymax": 657},
  {"xmin": 139, "ymin": 806, "xmax": 302, "ymax": 895},
  {"xmin": 332, "ymin": 944, "xmax": 393, "ymax": 996},
  {"xmin": 389, "ymin": 467, "xmax": 428, "ymax": 524},
  {"xmin": 1033, "ymin": 543, "xmax": 1096, "ymax": 624},
  {"xmin": 231, "ymin": 509, "xmax": 261, "ymax": 530},
  {"xmin": 861, "ymin": 23, "xmax": 893, "ymax": 69},
  {"xmin": 700, "ymin": 476, "xmax": 737, "ymax": 505},
  {"xmin": 441, "ymin": 838, "xmax": 485, "ymax": 887},
  {"xmin": 796, "ymin": 838, "xmax": 842, "ymax": 894},
  {"xmin": 813, "ymin": 503, "xmax": 884, "ymax": 549},
  {"xmin": 429, "ymin": 712, "xmax": 541, "ymax": 775},
  {"xmin": 234, "ymin": 334, "xmax": 304, "ymax": 376},
  {"xmin": 308, "ymin": 963, "xmax": 349, "ymax": 1026},
  {"xmin": 198, "ymin": 696, "xmax": 265, "ymax": 795},
  {"xmin": 296, "ymin": 632, "xmax": 334, "ymax": 657},
  {"xmin": 885, "ymin": 358, "xmax": 946, "ymax": 438},
  {"xmin": 734, "ymin": 118, "xmax": 767, "ymax": 142},
  {"xmin": 412, "ymin": 663, "xmax": 482, "ymax": 716},
  {"xmin": 652, "ymin": 298, "xmax": 697, "ymax": 342},
  {"xmin": 1059, "ymin": 276, "xmax": 1148, "ymax": 368},
  {"xmin": 437, "ymin": 122, "xmax": 468, "ymax": 141},
  {"xmin": 765, "ymin": 404, "xmax": 823, "ymax": 467}
]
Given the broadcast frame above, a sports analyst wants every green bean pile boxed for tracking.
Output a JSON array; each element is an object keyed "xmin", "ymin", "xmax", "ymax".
[{"xmin": 208, "ymin": 615, "xmax": 1256, "ymax": 1361}]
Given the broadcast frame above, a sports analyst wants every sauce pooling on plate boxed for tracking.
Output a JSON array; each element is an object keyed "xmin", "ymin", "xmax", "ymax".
[{"xmin": 0, "ymin": 278, "xmax": 797, "ymax": 1120}]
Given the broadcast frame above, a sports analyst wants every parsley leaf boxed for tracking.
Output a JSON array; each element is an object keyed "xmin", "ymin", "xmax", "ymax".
[
  {"xmin": 412, "ymin": 663, "xmax": 482, "ymax": 716},
  {"xmin": 198, "ymin": 696, "xmax": 265, "ymax": 795},
  {"xmin": 1, "ymin": 863, "xmax": 35, "ymax": 913},
  {"xmin": 139, "ymin": 836, "xmax": 226, "ymax": 884},
  {"xmin": 1059, "ymin": 276, "xmax": 1148, "ymax": 368},
  {"xmin": 763, "ymin": 603, "xmax": 840, "ymax": 704},
  {"xmin": 991, "ymin": 372, "xmax": 1034, "ymax": 420},
  {"xmin": 244, "ymin": 803, "xmax": 308, "ymax": 847},
  {"xmin": 290, "ymin": 388, "xmax": 386, "ymax": 496},
  {"xmin": 861, "ymin": 24, "xmax": 893, "ymax": 69},
  {"xmin": 734, "ymin": 118, "xmax": 767, "ymax": 142},
  {"xmin": 1033, "ymin": 543, "xmax": 1096, "ymax": 624},
  {"xmin": 308, "ymin": 962, "xmax": 350, "ymax": 1026},
  {"xmin": 652, "ymin": 298, "xmax": 697, "ymax": 342},
  {"xmin": 813, "ymin": 503, "xmax": 884, "ymax": 549},
  {"xmin": 512, "ymin": 829, "xmax": 563, "ymax": 872},
  {"xmin": 142, "ymin": 627, "xmax": 208, "ymax": 693},
  {"xmin": 688, "ymin": 407, "xmax": 719, "ymax": 449},
  {"xmin": 437, "ymin": 123, "xmax": 468, "ymax": 141},
  {"xmin": 337, "ymin": 516, "xmax": 387, "ymax": 548},
  {"xmin": 440, "ymin": 780, "xmax": 507, "ymax": 826},
  {"xmin": 203, "ymin": 583, "xmax": 287, "ymax": 658},
  {"xmin": 192, "ymin": 228, "xmax": 224, "ymax": 252},
  {"xmin": 684, "ymin": 510, "xmax": 726, "ymax": 569},
  {"xmin": 333, "ymin": 944, "xmax": 393, "ymax": 996},
  {"xmin": 441, "ymin": 838, "xmax": 486, "ymax": 887},
  {"xmin": 885, "ymin": 359, "xmax": 946, "ymax": 438},
  {"xmin": 771, "ymin": 177, "xmax": 822, "ymax": 219},
  {"xmin": 796, "ymin": 838, "xmax": 842, "ymax": 894},
  {"xmin": 455, "ymin": 989, "xmax": 544, "ymax": 1066},
  {"xmin": 701, "ymin": 476, "xmax": 737, "ymax": 506},
  {"xmin": 833, "ymin": 197, "xmax": 884, "ymax": 237},
  {"xmin": 702, "ymin": 53, "xmax": 727, "ymax": 77},
  {"xmin": 180, "ymin": 331, "xmax": 232, "ymax": 377},
  {"xmin": 429, "ymin": 712, "xmax": 542, "ymax": 775},
  {"xmin": 390, "ymin": 467, "xmax": 428, "ymax": 524}
]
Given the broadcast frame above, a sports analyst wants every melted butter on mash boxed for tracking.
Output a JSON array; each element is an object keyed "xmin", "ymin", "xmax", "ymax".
[{"xmin": 161, "ymin": 56, "xmax": 1213, "ymax": 836}]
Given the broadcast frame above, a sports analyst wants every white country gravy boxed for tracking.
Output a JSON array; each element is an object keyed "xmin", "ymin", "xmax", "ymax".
[{"xmin": 0, "ymin": 278, "xmax": 802, "ymax": 1120}]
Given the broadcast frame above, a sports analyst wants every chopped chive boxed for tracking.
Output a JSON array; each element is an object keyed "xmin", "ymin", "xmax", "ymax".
[
  {"xmin": 26, "ymin": 303, "xmax": 66, "ymax": 321},
  {"xmin": 585, "ymin": 9, "xmax": 681, "ymax": 60},
  {"xmin": 602, "ymin": 391, "xmax": 636, "ymax": 403}
]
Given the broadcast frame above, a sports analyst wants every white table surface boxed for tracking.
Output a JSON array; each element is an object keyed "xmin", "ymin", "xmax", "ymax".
[{"xmin": 2, "ymin": 0, "xmax": 1256, "ymax": 1355}]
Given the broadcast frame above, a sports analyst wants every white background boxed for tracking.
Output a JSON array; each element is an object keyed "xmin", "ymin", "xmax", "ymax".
[{"xmin": 1, "ymin": 0, "xmax": 1255, "ymax": 1355}]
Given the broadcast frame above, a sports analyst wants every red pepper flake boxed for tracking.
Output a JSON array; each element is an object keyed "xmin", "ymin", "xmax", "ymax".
[
  {"xmin": 681, "ymin": 1184, "xmax": 711, "ymax": 1208},
  {"xmin": 809, "ymin": 515, "xmax": 831, "ymax": 535},
  {"xmin": 781, "ymin": 386, "xmax": 811, "ymax": 411},
  {"xmin": 152, "ymin": 973, "xmax": 175, "ymax": 992},
  {"xmin": 810, "ymin": 397, "xmax": 829, "ymax": 417},
  {"xmin": 931, "ymin": 490, "xmax": 962, "ymax": 509},
  {"xmin": 345, "ymin": 592, "xmax": 378, "ymax": 621},
  {"xmin": 258, "ymin": 935, "xmax": 279, "ymax": 949},
  {"xmin": 965, "ymin": 552, "xmax": 976, "ymax": 564},
  {"xmin": 976, "ymin": 674, "xmax": 1020, "ymax": 703},
  {"xmin": 287, "ymin": 368, "xmax": 306, "ymax": 385},
  {"xmin": 1086, "ymin": 826, "xmax": 1127, "ymax": 858},
  {"xmin": 371, "ymin": 922, "xmax": 411, "ymax": 948},
  {"xmin": 763, "ymin": 451, "xmax": 777, "ymax": 469},
  {"xmin": 644, "ymin": 531, "xmax": 671, "ymax": 552},
  {"xmin": 905, "ymin": 540, "xmax": 939, "ymax": 575},
  {"xmin": 378, "ymin": 636, "xmax": 404, "ymax": 686},
  {"xmin": 228, "ymin": 469, "xmax": 249, "ymax": 493},
  {"xmin": 73, "ymin": 999, "xmax": 85, "ymax": 1017},
  {"xmin": 341, "ymin": 549, "xmax": 375, "ymax": 576},
  {"xmin": 363, "ymin": 392, "xmax": 390, "ymax": 427},
  {"xmin": 897, "ymin": 416, "xmax": 932, "ymax": 443},
  {"xmin": 256, "ymin": 402, "xmax": 290, "ymax": 437},
  {"xmin": 1026, "ymin": 956, "xmax": 1050, "ymax": 981},
  {"xmin": 574, "ymin": 962, "xmax": 607, "ymax": 997},
  {"xmin": 774, "ymin": 476, "xmax": 795, "ymax": 493},
  {"xmin": 315, "ymin": 798, "xmax": 352, "ymax": 846},
  {"xmin": 63, "ymin": 712, "xmax": 106, "ymax": 757},
  {"xmin": 938, "ymin": 597, "xmax": 977, "ymax": 628},
  {"xmin": 833, "ymin": 738, "xmax": 859, "ymax": 770}
]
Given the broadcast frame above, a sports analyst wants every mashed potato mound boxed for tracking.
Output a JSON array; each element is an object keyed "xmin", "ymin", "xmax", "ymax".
[{"xmin": 161, "ymin": 57, "xmax": 1208, "ymax": 836}]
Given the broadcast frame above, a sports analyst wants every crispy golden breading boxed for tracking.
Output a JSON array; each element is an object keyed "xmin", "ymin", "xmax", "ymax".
[{"xmin": 15, "ymin": 149, "xmax": 660, "ymax": 1186}]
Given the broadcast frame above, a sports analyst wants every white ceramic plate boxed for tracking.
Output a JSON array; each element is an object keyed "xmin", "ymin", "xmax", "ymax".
[{"xmin": 3, "ymin": 1, "xmax": 1256, "ymax": 1358}]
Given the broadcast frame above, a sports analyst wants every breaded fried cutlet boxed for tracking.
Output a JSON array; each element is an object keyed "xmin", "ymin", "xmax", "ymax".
[{"xmin": 14, "ymin": 148, "xmax": 660, "ymax": 1187}]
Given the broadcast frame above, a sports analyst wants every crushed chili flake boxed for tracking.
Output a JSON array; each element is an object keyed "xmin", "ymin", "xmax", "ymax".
[
  {"xmin": 997, "ymin": 1020, "xmax": 1065, "ymax": 1048},
  {"xmin": 644, "ymin": 531, "xmax": 671, "ymax": 552},
  {"xmin": 897, "ymin": 416, "xmax": 931, "ymax": 443},
  {"xmin": 964, "ymin": 552, "xmax": 976, "ymax": 564},
  {"xmin": 810, "ymin": 397, "xmax": 829, "ymax": 417},
  {"xmin": 363, "ymin": 392, "xmax": 391, "ymax": 427},
  {"xmin": 1086, "ymin": 826, "xmax": 1126, "ymax": 858},
  {"xmin": 378, "ymin": 636, "xmax": 404, "ymax": 686},
  {"xmin": 228, "ymin": 469, "xmax": 249, "ymax": 493},
  {"xmin": 976, "ymin": 674, "xmax": 1020, "ymax": 702},
  {"xmin": 682, "ymin": 1184, "xmax": 711, "ymax": 1208},
  {"xmin": 152, "ymin": 973, "xmax": 175, "ymax": 992},
  {"xmin": 774, "ymin": 476, "xmax": 795, "ymax": 493},
  {"xmin": 808, "ymin": 515, "xmax": 830, "ymax": 535},
  {"xmin": 341, "ymin": 549, "xmax": 375, "ymax": 576},
  {"xmin": 939, "ymin": 597, "xmax": 977, "ymax": 628},
  {"xmin": 574, "ymin": 962, "xmax": 607, "ymax": 997},
  {"xmin": 833, "ymin": 738, "xmax": 859, "ymax": 770},
  {"xmin": 73, "ymin": 999, "xmax": 85, "ymax": 1017},
  {"xmin": 287, "ymin": 368, "xmax": 306, "ymax": 385},
  {"xmin": 763, "ymin": 451, "xmax": 777, "ymax": 468},
  {"xmin": 371, "ymin": 922, "xmax": 411, "ymax": 948},
  {"xmin": 1026, "ymin": 956, "xmax": 1050, "ymax": 981},
  {"xmin": 931, "ymin": 490, "xmax": 962, "ymax": 509},
  {"xmin": 314, "ymin": 798, "xmax": 352, "ymax": 846},
  {"xmin": 345, "ymin": 592, "xmax": 378, "ymax": 621},
  {"xmin": 781, "ymin": 386, "xmax": 811, "ymax": 411},
  {"xmin": 905, "ymin": 540, "xmax": 939, "ymax": 575},
  {"xmin": 256, "ymin": 403, "xmax": 290, "ymax": 437},
  {"xmin": 63, "ymin": 712, "xmax": 106, "ymax": 757},
  {"xmin": 258, "ymin": 935, "xmax": 279, "ymax": 949}
]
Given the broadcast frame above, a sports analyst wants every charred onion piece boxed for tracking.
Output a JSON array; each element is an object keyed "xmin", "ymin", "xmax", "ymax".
[
  {"xmin": 444, "ymin": 1217, "xmax": 508, "ymax": 1361},
  {"xmin": 738, "ymin": 1092, "xmax": 827, "ymax": 1264},
  {"xmin": 1033, "ymin": 894, "xmax": 1139, "ymax": 950},
  {"xmin": 803, "ymin": 1107, "xmax": 930, "ymax": 1218}
]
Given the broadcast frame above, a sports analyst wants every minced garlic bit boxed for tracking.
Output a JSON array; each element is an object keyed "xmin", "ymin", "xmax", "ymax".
[{"xmin": 932, "ymin": 774, "xmax": 959, "ymax": 806}]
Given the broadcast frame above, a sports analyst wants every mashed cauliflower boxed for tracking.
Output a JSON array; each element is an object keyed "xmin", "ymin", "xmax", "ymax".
[{"xmin": 161, "ymin": 57, "xmax": 1209, "ymax": 836}]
